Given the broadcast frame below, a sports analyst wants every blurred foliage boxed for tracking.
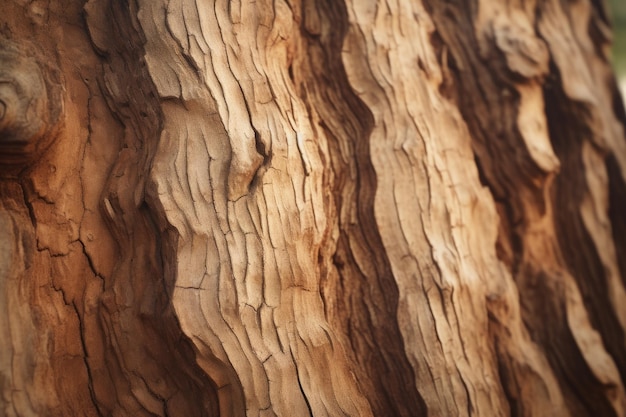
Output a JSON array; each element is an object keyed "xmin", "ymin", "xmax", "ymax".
[{"xmin": 609, "ymin": 0, "xmax": 626, "ymax": 75}]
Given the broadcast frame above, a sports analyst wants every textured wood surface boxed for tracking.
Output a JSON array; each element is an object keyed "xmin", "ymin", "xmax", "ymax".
[{"xmin": 1, "ymin": 1, "xmax": 625, "ymax": 416}]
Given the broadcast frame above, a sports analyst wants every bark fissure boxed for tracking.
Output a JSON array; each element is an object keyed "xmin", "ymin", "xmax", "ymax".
[
  {"xmin": 544, "ymin": 80, "xmax": 626, "ymax": 401},
  {"xmin": 296, "ymin": 1, "xmax": 426, "ymax": 415},
  {"xmin": 606, "ymin": 154, "xmax": 626, "ymax": 288},
  {"xmin": 426, "ymin": 0, "xmax": 626, "ymax": 416},
  {"xmin": 72, "ymin": 301, "xmax": 105, "ymax": 417}
]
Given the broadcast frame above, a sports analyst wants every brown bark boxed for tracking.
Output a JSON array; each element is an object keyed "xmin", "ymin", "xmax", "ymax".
[{"xmin": 0, "ymin": 1, "xmax": 625, "ymax": 416}]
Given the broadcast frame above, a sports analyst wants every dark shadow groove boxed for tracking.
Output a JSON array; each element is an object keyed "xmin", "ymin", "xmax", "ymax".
[
  {"xmin": 84, "ymin": 2, "xmax": 221, "ymax": 415},
  {"xmin": 606, "ymin": 154, "xmax": 626, "ymax": 290},
  {"xmin": 544, "ymin": 71, "xmax": 623, "ymax": 415},
  {"xmin": 297, "ymin": 1, "xmax": 427, "ymax": 416},
  {"xmin": 425, "ymin": 0, "xmax": 626, "ymax": 416}
]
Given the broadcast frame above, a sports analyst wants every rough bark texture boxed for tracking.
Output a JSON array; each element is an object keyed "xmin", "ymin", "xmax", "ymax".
[{"xmin": 0, "ymin": 1, "xmax": 625, "ymax": 416}]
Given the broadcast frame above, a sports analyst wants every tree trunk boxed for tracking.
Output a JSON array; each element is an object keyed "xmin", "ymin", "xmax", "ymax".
[{"xmin": 1, "ymin": 0, "xmax": 625, "ymax": 416}]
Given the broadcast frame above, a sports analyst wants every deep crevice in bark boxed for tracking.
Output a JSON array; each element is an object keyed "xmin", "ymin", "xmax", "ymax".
[
  {"xmin": 545, "ymin": 79, "xmax": 626, "ymax": 386},
  {"xmin": 522, "ymin": 266, "xmax": 617, "ymax": 417},
  {"xmin": 82, "ymin": 2, "xmax": 221, "ymax": 415},
  {"xmin": 606, "ymin": 154, "xmax": 626, "ymax": 289},
  {"xmin": 297, "ymin": 1, "xmax": 426, "ymax": 416},
  {"xmin": 425, "ymin": 2, "xmax": 626, "ymax": 416}
]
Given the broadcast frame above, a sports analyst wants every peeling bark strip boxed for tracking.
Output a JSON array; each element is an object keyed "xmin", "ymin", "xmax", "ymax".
[{"xmin": 1, "ymin": 0, "xmax": 625, "ymax": 416}]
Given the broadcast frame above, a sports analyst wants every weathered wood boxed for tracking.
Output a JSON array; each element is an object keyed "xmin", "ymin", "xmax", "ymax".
[{"xmin": 0, "ymin": 0, "xmax": 625, "ymax": 416}]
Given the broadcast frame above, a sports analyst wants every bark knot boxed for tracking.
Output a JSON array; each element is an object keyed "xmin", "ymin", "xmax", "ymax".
[{"xmin": 0, "ymin": 38, "xmax": 63, "ymax": 167}]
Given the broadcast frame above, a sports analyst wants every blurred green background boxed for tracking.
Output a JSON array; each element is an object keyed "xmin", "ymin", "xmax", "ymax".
[{"xmin": 610, "ymin": 0, "xmax": 626, "ymax": 78}]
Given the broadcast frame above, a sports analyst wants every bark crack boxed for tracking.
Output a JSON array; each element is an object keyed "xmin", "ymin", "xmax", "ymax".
[
  {"xmin": 290, "ymin": 350, "xmax": 314, "ymax": 417},
  {"xmin": 72, "ymin": 301, "xmax": 105, "ymax": 417}
]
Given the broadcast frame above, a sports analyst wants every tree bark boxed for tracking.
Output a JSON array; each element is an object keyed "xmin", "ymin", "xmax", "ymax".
[{"xmin": 1, "ymin": 1, "xmax": 625, "ymax": 416}]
